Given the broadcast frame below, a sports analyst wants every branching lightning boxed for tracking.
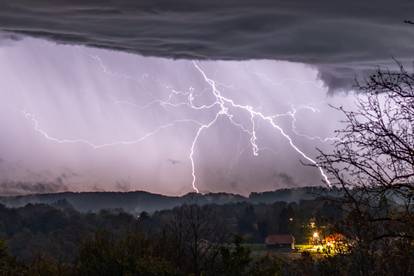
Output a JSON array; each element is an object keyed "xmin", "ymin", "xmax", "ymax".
[
  {"xmin": 190, "ymin": 62, "xmax": 331, "ymax": 190},
  {"xmin": 23, "ymin": 55, "xmax": 334, "ymax": 194},
  {"xmin": 23, "ymin": 110, "xmax": 202, "ymax": 149},
  {"xmin": 287, "ymin": 105, "xmax": 342, "ymax": 143}
]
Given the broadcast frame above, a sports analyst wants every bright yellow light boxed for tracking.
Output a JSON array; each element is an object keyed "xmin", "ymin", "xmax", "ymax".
[{"xmin": 313, "ymin": 232, "xmax": 319, "ymax": 238}]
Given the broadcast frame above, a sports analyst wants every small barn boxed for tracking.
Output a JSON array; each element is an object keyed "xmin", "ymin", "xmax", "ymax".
[{"xmin": 265, "ymin": 234, "xmax": 295, "ymax": 250}]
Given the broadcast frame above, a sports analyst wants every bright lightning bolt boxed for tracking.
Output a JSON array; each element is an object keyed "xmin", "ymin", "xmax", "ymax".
[
  {"xmin": 190, "ymin": 61, "xmax": 331, "ymax": 190},
  {"xmin": 189, "ymin": 112, "xmax": 222, "ymax": 193},
  {"xmin": 23, "ymin": 54, "xmax": 333, "ymax": 194},
  {"xmin": 287, "ymin": 105, "xmax": 342, "ymax": 143},
  {"xmin": 22, "ymin": 110, "xmax": 202, "ymax": 149}
]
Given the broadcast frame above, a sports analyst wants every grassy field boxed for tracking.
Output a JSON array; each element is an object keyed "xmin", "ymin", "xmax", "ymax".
[{"xmin": 244, "ymin": 243, "xmax": 304, "ymax": 259}]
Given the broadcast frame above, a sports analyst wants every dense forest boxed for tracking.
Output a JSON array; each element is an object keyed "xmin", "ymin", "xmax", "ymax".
[
  {"xmin": 0, "ymin": 197, "xmax": 341, "ymax": 262},
  {"xmin": 0, "ymin": 190, "xmax": 412, "ymax": 275}
]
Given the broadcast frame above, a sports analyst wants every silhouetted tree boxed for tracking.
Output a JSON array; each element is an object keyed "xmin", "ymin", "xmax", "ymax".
[
  {"xmin": 0, "ymin": 239, "xmax": 25, "ymax": 275},
  {"xmin": 219, "ymin": 235, "xmax": 251, "ymax": 276},
  {"xmin": 318, "ymin": 63, "xmax": 414, "ymax": 275},
  {"xmin": 163, "ymin": 204, "xmax": 230, "ymax": 275},
  {"xmin": 77, "ymin": 231, "xmax": 178, "ymax": 276}
]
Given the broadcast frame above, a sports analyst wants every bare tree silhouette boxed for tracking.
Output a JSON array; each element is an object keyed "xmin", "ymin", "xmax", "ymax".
[
  {"xmin": 165, "ymin": 204, "xmax": 229, "ymax": 275},
  {"xmin": 317, "ymin": 63, "xmax": 414, "ymax": 274}
]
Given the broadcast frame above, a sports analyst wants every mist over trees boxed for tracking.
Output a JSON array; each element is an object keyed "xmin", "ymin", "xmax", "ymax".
[{"xmin": 0, "ymin": 187, "xmax": 338, "ymax": 215}]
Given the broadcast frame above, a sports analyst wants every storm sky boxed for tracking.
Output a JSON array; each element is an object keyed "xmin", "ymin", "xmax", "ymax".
[
  {"xmin": 0, "ymin": 1, "xmax": 412, "ymax": 195},
  {"xmin": 1, "ymin": 1, "xmax": 413, "ymax": 91}
]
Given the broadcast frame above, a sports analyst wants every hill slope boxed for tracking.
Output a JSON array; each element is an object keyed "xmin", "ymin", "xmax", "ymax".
[{"xmin": 0, "ymin": 187, "xmax": 340, "ymax": 214}]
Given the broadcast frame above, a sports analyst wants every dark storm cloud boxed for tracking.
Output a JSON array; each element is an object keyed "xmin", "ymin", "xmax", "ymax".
[
  {"xmin": 167, "ymin": 159, "xmax": 181, "ymax": 165},
  {"xmin": 0, "ymin": 31, "xmax": 21, "ymax": 46},
  {"xmin": 273, "ymin": 172, "xmax": 297, "ymax": 187},
  {"xmin": 0, "ymin": 1, "xmax": 413, "ymax": 91},
  {"xmin": 0, "ymin": 180, "xmax": 68, "ymax": 195}
]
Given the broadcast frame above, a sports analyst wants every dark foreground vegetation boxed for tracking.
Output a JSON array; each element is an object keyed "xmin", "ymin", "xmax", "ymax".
[
  {"xmin": 1, "ymin": 63, "xmax": 414, "ymax": 275},
  {"xmin": 0, "ymin": 191, "xmax": 412, "ymax": 276},
  {"xmin": 0, "ymin": 198, "xmax": 338, "ymax": 275}
]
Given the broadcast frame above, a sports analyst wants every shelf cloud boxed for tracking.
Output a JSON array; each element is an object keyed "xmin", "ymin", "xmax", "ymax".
[{"xmin": 1, "ymin": 0, "xmax": 413, "ymax": 91}]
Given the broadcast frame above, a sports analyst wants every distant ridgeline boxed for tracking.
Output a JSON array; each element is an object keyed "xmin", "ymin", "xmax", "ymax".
[{"xmin": 0, "ymin": 187, "xmax": 342, "ymax": 215}]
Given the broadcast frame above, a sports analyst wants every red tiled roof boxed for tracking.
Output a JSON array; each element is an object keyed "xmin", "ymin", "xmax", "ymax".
[{"xmin": 265, "ymin": 234, "xmax": 294, "ymax": 245}]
